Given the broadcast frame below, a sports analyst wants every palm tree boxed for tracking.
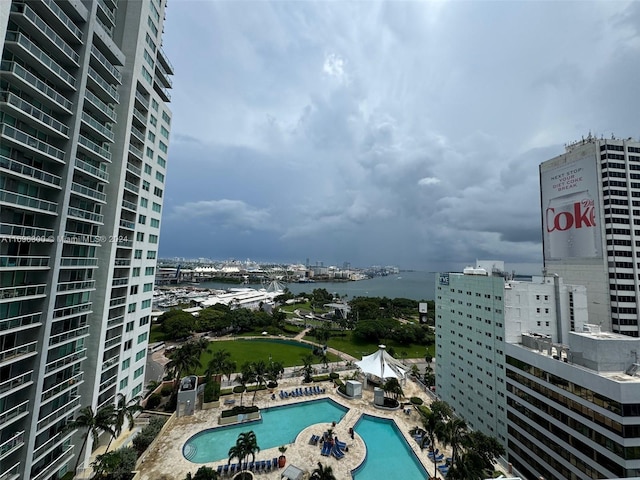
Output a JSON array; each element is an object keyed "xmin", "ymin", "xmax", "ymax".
[
  {"xmin": 301, "ymin": 353, "xmax": 314, "ymax": 383},
  {"xmin": 206, "ymin": 349, "xmax": 232, "ymax": 380},
  {"xmin": 234, "ymin": 363, "xmax": 254, "ymax": 407},
  {"xmin": 65, "ymin": 404, "xmax": 116, "ymax": 474},
  {"xmin": 166, "ymin": 342, "xmax": 202, "ymax": 393},
  {"xmin": 442, "ymin": 417, "xmax": 468, "ymax": 466},
  {"xmin": 228, "ymin": 431, "xmax": 260, "ymax": 477},
  {"xmin": 251, "ymin": 360, "xmax": 268, "ymax": 406},
  {"xmin": 418, "ymin": 400, "xmax": 451, "ymax": 480},
  {"xmin": 105, "ymin": 393, "xmax": 143, "ymax": 452},
  {"xmin": 310, "ymin": 462, "xmax": 337, "ymax": 480},
  {"xmin": 382, "ymin": 377, "xmax": 404, "ymax": 404}
]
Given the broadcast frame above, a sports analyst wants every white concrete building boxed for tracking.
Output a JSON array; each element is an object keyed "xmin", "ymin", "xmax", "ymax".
[
  {"xmin": 0, "ymin": 1, "xmax": 173, "ymax": 478},
  {"xmin": 541, "ymin": 135, "xmax": 640, "ymax": 337}
]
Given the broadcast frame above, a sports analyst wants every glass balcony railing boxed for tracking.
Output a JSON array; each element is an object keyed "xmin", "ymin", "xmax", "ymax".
[
  {"xmin": 16, "ymin": 3, "xmax": 79, "ymax": 64},
  {"xmin": 111, "ymin": 277, "xmax": 128, "ymax": 287},
  {"xmin": 128, "ymin": 144, "xmax": 143, "ymax": 160},
  {"xmin": 135, "ymin": 90, "xmax": 149, "ymax": 109},
  {"xmin": 78, "ymin": 134, "xmax": 111, "ymax": 162},
  {"xmin": 0, "ymin": 222, "xmax": 54, "ymax": 239},
  {"xmin": 81, "ymin": 111, "xmax": 115, "ymax": 142},
  {"xmin": 0, "ymin": 312, "xmax": 42, "ymax": 333},
  {"xmin": 0, "ymin": 284, "xmax": 46, "ymax": 300},
  {"xmin": 0, "ymin": 400, "xmax": 29, "ymax": 428},
  {"xmin": 49, "ymin": 325, "xmax": 90, "ymax": 345},
  {"xmin": 84, "ymin": 89, "xmax": 117, "ymax": 122},
  {"xmin": 90, "ymin": 45, "xmax": 122, "ymax": 83},
  {"xmin": 41, "ymin": 371, "xmax": 83, "ymax": 402},
  {"xmin": 130, "ymin": 125, "xmax": 145, "ymax": 142},
  {"xmin": 5, "ymin": 32, "xmax": 76, "ymax": 88},
  {"xmin": 121, "ymin": 199, "xmax": 137, "ymax": 211},
  {"xmin": 123, "ymin": 181, "xmax": 139, "ymax": 194},
  {"xmin": 74, "ymin": 157, "xmax": 109, "ymax": 181},
  {"xmin": 0, "ymin": 61, "xmax": 73, "ymax": 112},
  {"xmin": 41, "ymin": 0, "xmax": 83, "ymax": 41},
  {"xmin": 58, "ymin": 256, "xmax": 99, "ymax": 267},
  {"xmin": 1, "ymin": 124, "xmax": 65, "ymax": 162},
  {"xmin": 67, "ymin": 206, "xmax": 104, "ymax": 223},
  {"xmin": 57, "ymin": 280, "xmax": 95, "ymax": 292},
  {"xmin": 0, "ymin": 91, "xmax": 69, "ymax": 137},
  {"xmin": 45, "ymin": 349, "xmax": 86, "ymax": 375},
  {"xmin": 0, "ymin": 255, "xmax": 50, "ymax": 268},
  {"xmin": 0, "ymin": 189, "xmax": 58, "ymax": 213},
  {"xmin": 0, "ymin": 342, "xmax": 37, "ymax": 364},
  {"xmin": 158, "ymin": 47, "xmax": 175, "ymax": 75},
  {"xmin": 0, "ymin": 371, "xmax": 32, "ymax": 395},
  {"xmin": 0, "ymin": 155, "xmax": 62, "ymax": 188},
  {"xmin": 36, "ymin": 395, "xmax": 80, "ymax": 433},
  {"xmin": 70, "ymin": 182, "xmax": 106, "ymax": 202},
  {"xmin": 87, "ymin": 66, "xmax": 119, "ymax": 102},
  {"xmin": 126, "ymin": 161, "xmax": 142, "ymax": 178}
]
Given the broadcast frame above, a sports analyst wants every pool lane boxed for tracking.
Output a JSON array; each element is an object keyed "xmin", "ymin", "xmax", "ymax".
[
  {"xmin": 183, "ymin": 398, "xmax": 348, "ymax": 463},
  {"xmin": 352, "ymin": 414, "xmax": 429, "ymax": 480}
]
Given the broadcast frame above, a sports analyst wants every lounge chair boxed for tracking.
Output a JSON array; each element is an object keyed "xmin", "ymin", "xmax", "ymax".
[
  {"xmin": 309, "ymin": 434, "xmax": 317, "ymax": 445},
  {"xmin": 335, "ymin": 440, "xmax": 347, "ymax": 450},
  {"xmin": 272, "ymin": 457, "xmax": 278, "ymax": 469},
  {"xmin": 331, "ymin": 445, "xmax": 345, "ymax": 459},
  {"xmin": 217, "ymin": 465, "xmax": 223, "ymax": 475},
  {"xmin": 248, "ymin": 461, "xmax": 255, "ymax": 471},
  {"xmin": 321, "ymin": 442, "xmax": 332, "ymax": 456}
]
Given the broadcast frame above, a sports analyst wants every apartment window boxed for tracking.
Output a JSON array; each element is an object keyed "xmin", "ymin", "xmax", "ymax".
[
  {"xmin": 142, "ymin": 181, "xmax": 150, "ymax": 192},
  {"xmin": 134, "ymin": 366, "xmax": 144, "ymax": 379},
  {"xmin": 143, "ymin": 49, "xmax": 155, "ymax": 68},
  {"xmin": 132, "ymin": 267, "xmax": 141, "ymax": 277},
  {"xmin": 145, "ymin": 266, "xmax": 155, "ymax": 276},
  {"xmin": 122, "ymin": 358, "xmax": 130, "ymax": 370},
  {"xmin": 146, "ymin": 148, "xmax": 154, "ymax": 160},
  {"xmin": 134, "ymin": 249, "xmax": 142, "ymax": 259},
  {"xmin": 124, "ymin": 339, "xmax": 133, "ymax": 351},
  {"xmin": 130, "ymin": 285, "xmax": 138, "ymax": 295},
  {"xmin": 145, "ymin": 32, "xmax": 156, "ymax": 52},
  {"xmin": 147, "ymin": 250, "xmax": 156, "ymax": 259},
  {"xmin": 128, "ymin": 303, "xmax": 136, "ymax": 313},
  {"xmin": 152, "ymin": 99, "xmax": 159, "ymax": 111},
  {"xmin": 148, "ymin": 131, "xmax": 156, "ymax": 142},
  {"xmin": 159, "ymin": 141, "xmax": 168, "ymax": 154},
  {"xmin": 138, "ymin": 332, "xmax": 148, "ymax": 344},
  {"xmin": 138, "ymin": 215, "xmax": 146, "ymax": 225},
  {"xmin": 141, "ymin": 299, "xmax": 151, "ymax": 309},
  {"xmin": 143, "ymin": 283, "xmax": 153, "ymax": 292},
  {"xmin": 160, "ymin": 126, "xmax": 169, "ymax": 139},
  {"xmin": 162, "ymin": 111, "xmax": 171, "ymax": 124},
  {"xmin": 141, "ymin": 66, "xmax": 152, "ymax": 84},
  {"xmin": 153, "ymin": 187, "xmax": 163, "ymax": 197},
  {"xmin": 136, "ymin": 349, "xmax": 146, "ymax": 361},
  {"xmin": 157, "ymin": 156, "xmax": 166, "ymax": 168},
  {"xmin": 150, "ymin": 218, "xmax": 160, "ymax": 228},
  {"xmin": 536, "ymin": 307, "xmax": 540, "ymax": 313},
  {"xmin": 149, "ymin": 234, "xmax": 158, "ymax": 244},
  {"xmin": 152, "ymin": 202, "xmax": 161, "ymax": 213},
  {"xmin": 132, "ymin": 384, "xmax": 142, "ymax": 397},
  {"xmin": 149, "ymin": 2, "xmax": 160, "ymax": 22},
  {"xmin": 144, "ymin": 164, "xmax": 153, "ymax": 175},
  {"xmin": 140, "ymin": 197, "xmax": 148, "ymax": 208},
  {"xmin": 147, "ymin": 16, "xmax": 158, "ymax": 36},
  {"xmin": 155, "ymin": 172, "xmax": 164, "ymax": 183},
  {"xmin": 150, "ymin": 114, "xmax": 157, "ymax": 126},
  {"xmin": 119, "ymin": 378, "xmax": 129, "ymax": 389},
  {"xmin": 136, "ymin": 232, "xmax": 144, "ymax": 241},
  {"xmin": 139, "ymin": 315, "xmax": 150, "ymax": 326}
]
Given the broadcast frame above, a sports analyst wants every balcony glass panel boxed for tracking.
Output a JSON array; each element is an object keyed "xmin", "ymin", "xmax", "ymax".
[
  {"xmin": 0, "ymin": 256, "xmax": 50, "ymax": 268},
  {"xmin": 0, "ymin": 155, "xmax": 62, "ymax": 188},
  {"xmin": 74, "ymin": 157, "xmax": 109, "ymax": 181},
  {"xmin": 0, "ymin": 91, "xmax": 69, "ymax": 137},
  {"xmin": 0, "ymin": 124, "xmax": 65, "ymax": 162},
  {"xmin": 0, "ymin": 61, "xmax": 73, "ymax": 112}
]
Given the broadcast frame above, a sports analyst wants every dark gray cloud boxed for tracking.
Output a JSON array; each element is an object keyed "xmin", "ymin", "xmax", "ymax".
[{"xmin": 159, "ymin": 1, "xmax": 639, "ymax": 273}]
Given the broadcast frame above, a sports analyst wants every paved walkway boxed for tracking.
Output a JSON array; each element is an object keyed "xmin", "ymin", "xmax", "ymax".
[{"xmin": 134, "ymin": 373, "xmax": 453, "ymax": 480}]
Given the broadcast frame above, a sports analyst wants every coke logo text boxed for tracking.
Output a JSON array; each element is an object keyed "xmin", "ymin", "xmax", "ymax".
[{"xmin": 546, "ymin": 199, "xmax": 595, "ymax": 232}]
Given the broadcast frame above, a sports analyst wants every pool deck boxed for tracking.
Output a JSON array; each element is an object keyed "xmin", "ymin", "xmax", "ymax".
[{"xmin": 133, "ymin": 372, "xmax": 455, "ymax": 480}]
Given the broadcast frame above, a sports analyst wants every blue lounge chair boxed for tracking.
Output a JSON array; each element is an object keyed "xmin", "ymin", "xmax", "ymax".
[
  {"xmin": 321, "ymin": 442, "xmax": 332, "ymax": 456},
  {"xmin": 229, "ymin": 464, "xmax": 235, "ymax": 475},
  {"xmin": 331, "ymin": 445, "xmax": 345, "ymax": 459},
  {"xmin": 272, "ymin": 457, "xmax": 278, "ymax": 469},
  {"xmin": 217, "ymin": 465, "xmax": 223, "ymax": 475},
  {"xmin": 309, "ymin": 434, "xmax": 316, "ymax": 444},
  {"xmin": 248, "ymin": 461, "xmax": 255, "ymax": 471}
]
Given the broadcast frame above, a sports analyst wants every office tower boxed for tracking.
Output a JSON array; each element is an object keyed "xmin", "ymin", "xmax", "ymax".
[
  {"xmin": 0, "ymin": 1, "xmax": 173, "ymax": 479},
  {"xmin": 541, "ymin": 135, "xmax": 640, "ymax": 336}
]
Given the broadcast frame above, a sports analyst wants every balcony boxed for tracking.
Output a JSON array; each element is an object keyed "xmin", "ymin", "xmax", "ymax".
[
  {"xmin": 154, "ymin": 80, "xmax": 171, "ymax": 102},
  {"xmin": 81, "ymin": 111, "xmax": 114, "ymax": 143},
  {"xmin": 158, "ymin": 47, "xmax": 175, "ymax": 75},
  {"xmin": 114, "ymin": 258, "xmax": 131, "ymax": 266},
  {"xmin": 0, "ymin": 90, "xmax": 69, "ymax": 138},
  {"xmin": 155, "ymin": 61, "xmax": 173, "ymax": 88},
  {"xmin": 104, "ymin": 335, "xmax": 122, "ymax": 350},
  {"xmin": 0, "ymin": 189, "xmax": 58, "ymax": 215},
  {"xmin": 112, "ymin": 277, "xmax": 129, "ymax": 287},
  {"xmin": 0, "ymin": 400, "xmax": 29, "ymax": 429},
  {"xmin": 0, "ymin": 371, "xmax": 33, "ymax": 396},
  {"xmin": 0, "ymin": 462, "xmax": 20, "ymax": 480},
  {"xmin": 39, "ymin": 0, "xmax": 83, "ymax": 42},
  {"xmin": 102, "ymin": 355, "xmax": 119, "ymax": 371},
  {"xmin": 0, "ymin": 431, "xmax": 25, "ymax": 461},
  {"xmin": 107, "ymin": 315, "xmax": 124, "ymax": 328},
  {"xmin": 4, "ymin": 31, "xmax": 76, "ymax": 89},
  {"xmin": 117, "ymin": 239, "xmax": 133, "ymax": 248},
  {"xmin": 0, "ymin": 124, "xmax": 66, "ymax": 163},
  {"xmin": 119, "ymin": 219, "xmax": 135, "ymax": 230},
  {"xmin": 0, "ymin": 155, "xmax": 62, "ymax": 189},
  {"xmin": 123, "ymin": 180, "xmax": 139, "ymax": 194},
  {"xmin": 49, "ymin": 325, "xmax": 90, "ymax": 345},
  {"xmin": 57, "ymin": 280, "xmax": 95, "ymax": 292},
  {"xmin": 121, "ymin": 199, "xmax": 137, "ymax": 212},
  {"xmin": 36, "ymin": 395, "xmax": 80, "ymax": 433},
  {"xmin": 0, "ymin": 284, "xmax": 47, "ymax": 302},
  {"xmin": 84, "ymin": 89, "xmax": 117, "ymax": 123},
  {"xmin": 11, "ymin": 3, "xmax": 79, "ymax": 66},
  {"xmin": 67, "ymin": 206, "xmax": 104, "ymax": 224},
  {"xmin": 41, "ymin": 371, "xmax": 83, "ymax": 403},
  {"xmin": 99, "ymin": 371, "xmax": 118, "ymax": 392},
  {"xmin": 62, "ymin": 232, "xmax": 102, "ymax": 244},
  {"xmin": 87, "ymin": 66, "xmax": 119, "ymax": 103},
  {"xmin": 130, "ymin": 124, "xmax": 145, "ymax": 143},
  {"xmin": 132, "ymin": 107, "xmax": 147, "ymax": 125},
  {"xmin": 74, "ymin": 157, "xmax": 109, "ymax": 182},
  {"xmin": 31, "ymin": 443, "xmax": 74, "ymax": 480},
  {"xmin": 109, "ymin": 296, "xmax": 126, "ymax": 307},
  {"xmin": 0, "ymin": 61, "xmax": 73, "ymax": 113},
  {"xmin": 59, "ymin": 256, "xmax": 99, "ymax": 268},
  {"xmin": 32, "ymin": 430, "xmax": 73, "ymax": 465},
  {"xmin": 45, "ymin": 349, "xmax": 85, "ymax": 375},
  {"xmin": 90, "ymin": 45, "xmax": 122, "ymax": 84},
  {"xmin": 96, "ymin": 0, "xmax": 116, "ymax": 26},
  {"xmin": 0, "ymin": 312, "xmax": 42, "ymax": 334},
  {"xmin": 70, "ymin": 182, "xmax": 107, "ymax": 202},
  {"xmin": 78, "ymin": 134, "xmax": 112, "ymax": 162},
  {"xmin": 0, "ymin": 255, "xmax": 50, "ymax": 269},
  {"xmin": 135, "ymin": 90, "xmax": 149, "ymax": 110},
  {"xmin": 0, "ymin": 341, "xmax": 37, "ymax": 366},
  {"xmin": 0, "ymin": 223, "xmax": 54, "ymax": 241}
]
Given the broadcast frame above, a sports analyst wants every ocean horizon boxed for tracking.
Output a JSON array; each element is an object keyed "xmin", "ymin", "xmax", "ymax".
[{"xmin": 195, "ymin": 270, "xmax": 435, "ymax": 302}]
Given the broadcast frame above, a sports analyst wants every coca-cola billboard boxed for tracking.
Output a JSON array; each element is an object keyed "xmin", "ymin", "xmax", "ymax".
[{"xmin": 541, "ymin": 155, "xmax": 602, "ymax": 260}]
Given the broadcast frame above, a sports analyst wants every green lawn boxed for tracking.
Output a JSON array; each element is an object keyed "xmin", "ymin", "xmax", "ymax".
[
  {"xmin": 322, "ymin": 331, "xmax": 434, "ymax": 359},
  {"xmin": 196, "ymin": 339, "xmax": 340, "ymax": 375}
]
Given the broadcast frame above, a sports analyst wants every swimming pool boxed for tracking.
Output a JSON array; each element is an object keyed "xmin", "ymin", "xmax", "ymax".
[
  {"xmin": 183, "ymin": 398, "xmax": 348, "ymax": 463},
  {"xmin": 352, "ymin": 414, "xmax": 429, "ymax": 480}
]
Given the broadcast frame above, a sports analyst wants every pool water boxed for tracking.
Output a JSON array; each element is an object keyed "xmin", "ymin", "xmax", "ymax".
[
  {"xmin": 183, "ymin": 398, "xmax": 348, "ymax": 463},
  {"xmin": 352, "ymin": 414, "xmax": 429, "ymax": 480}
]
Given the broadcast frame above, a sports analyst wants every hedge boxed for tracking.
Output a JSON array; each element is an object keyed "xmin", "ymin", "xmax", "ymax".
[
  {"xmin": 221, "ymin": 405, "xmax": 259, "ymax": 418},
  {"xmin": 410, "ymin": 397, "xmax": 424, "ymax": 405}
]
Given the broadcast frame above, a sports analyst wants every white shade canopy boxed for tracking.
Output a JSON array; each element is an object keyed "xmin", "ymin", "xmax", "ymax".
[{"xmin": 355, "ymin": 345, "xmax": 407, "ymax": 380}]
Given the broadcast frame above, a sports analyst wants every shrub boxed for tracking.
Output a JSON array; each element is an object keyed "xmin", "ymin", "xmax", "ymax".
[
  {"xmin": 417, "ymin": 405, "xmax": 431, "ymax": 417},
  {"xmin": 312, "ymin": 374, "xmax": 330, "ymax": 382},
  {"xmin": 92, "ymin": 447, "xmax": 137, "ymax": 480},
  {"xmin": 146, "ymin": 393, "xmax": 162, "ymax": 410},
  {"xmin": 410, "ymin": 397, "xmax": 424, "ymax": 405},
  {"xmin": 184, "ymin": 466, "xmax": 219, "ymax": 480},
  {"xmin": 267, "ymin": 381, "xmax": 278, "ymax": 389},
  {"xmin": 132, "ymin": 417, "xmax": 167, "ymax": 456},
  {"xmin": 221, "ymin": 405, "xmax": 259, "ymax": 418},
  {"xmin": 160, "ymin": 385, "xmax": 173, "ymax": 397},
  {"xmin": 203, "ymin": 380, "xmax": 221, "ymax": 403},
  {"xmin": 337, "ymin": 384, "xmax": 347, "ymax": 395},
  {"xmin": 329, "ymin": 372, "xmax": 339, "ymax": 380},
  {"xmin": 233, "ymin": 385, "xmax": 246, "ymax": 394}
]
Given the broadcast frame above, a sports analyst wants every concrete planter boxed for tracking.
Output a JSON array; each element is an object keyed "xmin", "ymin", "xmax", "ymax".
[
  {"xmin": 202, "ymin": 400, "xmax": 220, "ymax": 410},
  {"xmin": 218, "ymin": 411, "xmax": 261, "ymax": 425}
]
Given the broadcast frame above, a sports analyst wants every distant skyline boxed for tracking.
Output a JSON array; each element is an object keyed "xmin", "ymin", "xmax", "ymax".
[{"xmin": 159, "ymin": 1, "xmax": 640, "ymax": 273}]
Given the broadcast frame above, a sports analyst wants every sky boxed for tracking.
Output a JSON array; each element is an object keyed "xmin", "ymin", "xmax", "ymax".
[{"xmin": 158, "ymin": 0, "xmax": 640, "ymax": 274}]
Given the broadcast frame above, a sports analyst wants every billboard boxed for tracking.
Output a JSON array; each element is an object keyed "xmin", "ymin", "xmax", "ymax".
[{"xmin": 541, "ymin": 154, "xmax": 602, "ymax": 260}]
